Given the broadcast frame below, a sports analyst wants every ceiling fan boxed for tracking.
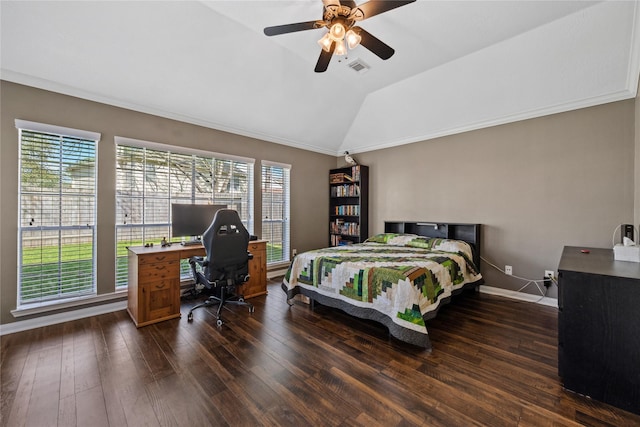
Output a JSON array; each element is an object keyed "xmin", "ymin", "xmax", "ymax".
[{"xmin": 263, "ymin": 0, "xmax": 416, "ymax": 73}]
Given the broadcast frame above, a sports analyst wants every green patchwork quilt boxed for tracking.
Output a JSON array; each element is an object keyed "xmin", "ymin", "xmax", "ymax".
[{"xmin": 282, "ymin": 233, "xmax": 482, "ymax": 349}]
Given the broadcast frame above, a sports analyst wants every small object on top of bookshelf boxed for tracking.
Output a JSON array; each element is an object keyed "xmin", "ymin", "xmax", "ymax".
[
  {"xmin": 330, "ymin": 173, "xmax": 347, "ymax": 183},
  {"xmin": 329, "ymin": 165, "xmax": 368, "ymax": 246},
  {"xmin": 329, "ymin": 170, "xmax": 358, "ymax": 183}
]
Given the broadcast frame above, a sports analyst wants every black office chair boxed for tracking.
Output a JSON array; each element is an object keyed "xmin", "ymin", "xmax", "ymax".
[{"xmin": 187, "ymin": 209, "xmax": 254, "ymax": 326}]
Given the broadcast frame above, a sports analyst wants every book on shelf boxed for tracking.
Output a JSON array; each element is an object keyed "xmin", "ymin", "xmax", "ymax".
[
  {"xmin": 331, "ymin": 184, "xmax": 360, "ymax": 197},
  {"xmin": 351, "ymin": 166, "xmax": 360, "ymax": 182},
  {"xmin": 330, "ymin": 172, "xmax": 353, "ymax": 183},
  {"xmin": 330, "ymin": 166, "xmax": 361, "ymax": 184},
  {"xmin": 330, "ymin": 219, "xmax": 359, "ymax": 236},
  {"xmin": 334, "ymin": 205, "xmax": 360, "ymax": 216},
  {"xmin": 330, "ymin": 219, "xmax": 343, "ymax": 234}
]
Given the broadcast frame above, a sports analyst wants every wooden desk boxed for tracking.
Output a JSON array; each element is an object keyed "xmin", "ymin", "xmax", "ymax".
[{"xmin": 127, "ymin": 240, "xmax": 267, "ymax": 327}]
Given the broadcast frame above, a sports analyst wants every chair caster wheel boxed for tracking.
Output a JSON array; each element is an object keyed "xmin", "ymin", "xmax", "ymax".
[
  {"xmin": 187, "ymin": 313, "xmax": 193, "ymax": 322},
  {"xmin": 238, "ymin": 297, "xmax": 245, "ymax": 302},
  {"xmin": 249, "ymin": 306, "xmax": 255, "ymax": 313},
  {"xmin": 216, "ymin": 319, "xmax": 223, "ymax": 327}
]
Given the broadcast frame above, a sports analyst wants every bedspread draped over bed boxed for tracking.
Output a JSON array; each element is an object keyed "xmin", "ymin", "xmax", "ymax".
[{"xmin": 281, "ymin": 233, "xmax": 483, "ymax": 348}]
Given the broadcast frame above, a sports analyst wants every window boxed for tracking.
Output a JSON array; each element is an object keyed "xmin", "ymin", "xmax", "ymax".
[
  {"xmin": 16, "ymin": 120, "xmax": 99, "ymax": 307},
  {"xmin": 261, "ymin": 161, "xmax": 290, "ymax": 265},
  {"xmin": 115, "ymin": 137, "xmax": 254, "ymax": 287}
]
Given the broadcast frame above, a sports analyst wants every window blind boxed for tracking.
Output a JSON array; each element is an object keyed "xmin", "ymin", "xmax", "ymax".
[
  {"xmin": 261, "ymin": 161, "xmax": 291, "ymax": 264},
  {"xmin": 115, "ymin": 139, "xmax": 254, "ymax": 287},
  {"xmin": 17, "ymin": 125, "xmax": 98, "ymax": 306}
]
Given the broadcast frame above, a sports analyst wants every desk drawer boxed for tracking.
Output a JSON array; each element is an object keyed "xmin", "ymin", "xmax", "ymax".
[
  {"xmin": 248, "ymin": 242, "xmax": 265, "ymax": 253},
  {"xmin": 139, "ymin": 260, "xmax": 180, "ymax": 280},
  {"xmin": 138, "ymin": 252, "xmax": 180, "ymax": 266},
  {"xmin": 180, "ymin": 247, "xmax": 206, "ymax": 258}
]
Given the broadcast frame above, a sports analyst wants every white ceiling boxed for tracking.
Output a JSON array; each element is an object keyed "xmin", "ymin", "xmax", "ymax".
[{"xmin": 2, "ymin": 1, "xmax": 639, "ymax": 156}]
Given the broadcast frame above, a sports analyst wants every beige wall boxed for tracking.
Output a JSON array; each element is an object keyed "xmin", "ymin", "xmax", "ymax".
[
  {"xmin": 0, "ymin": 81, "xmax": 335, "ymax": 326},
  {"xmin": 635, "ymin": 81, "xmax": 640, "ymax": 228},
  {"xmin": 1, "ymin": 80, "xmax": 638, "ymax": 327},
  {"xmin": 349, "ymin": 100, "xmax": 636, "ymax": 298}
]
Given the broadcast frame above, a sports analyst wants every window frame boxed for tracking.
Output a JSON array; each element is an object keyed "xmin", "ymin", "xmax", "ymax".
[
  {"xmin": 261, "ymin": 160, "xmax": 291, "ymax": 266},
  {"xmin": 15, "ymin": 119, "xmax": 100, "ymax": 308},
  {"xmin": 114, "ymin": 137, "xmax": 255, "ymax": 288}
]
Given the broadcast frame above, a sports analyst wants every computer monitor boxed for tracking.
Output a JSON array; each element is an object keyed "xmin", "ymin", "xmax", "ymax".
[{"xmin": 171, "ymin": 203, "xmax": 227, "ymax": 244}]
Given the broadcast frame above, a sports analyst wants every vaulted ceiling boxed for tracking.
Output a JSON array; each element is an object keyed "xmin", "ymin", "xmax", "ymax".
[{"xmin": 2, "ymin": 1, "xmax": 639, "ymax": 155}]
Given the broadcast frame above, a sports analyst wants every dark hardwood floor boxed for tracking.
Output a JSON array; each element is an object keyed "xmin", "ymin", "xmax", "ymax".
[{"xmin": 2, "ymin": 279, "xmax": 639, "ymax": 427}]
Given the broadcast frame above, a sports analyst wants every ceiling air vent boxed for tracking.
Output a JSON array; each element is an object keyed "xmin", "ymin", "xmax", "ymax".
[{"xmin": 347, "ymin": 59, "xmax": 370, "ymax": 74}]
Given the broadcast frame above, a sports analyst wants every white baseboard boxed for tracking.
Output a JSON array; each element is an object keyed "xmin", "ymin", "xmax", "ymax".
[
  {"xmin": 479, "ymin": 285, "xmax": 558, "ymax": 308},
  {"xmin": 0, "ymin": 301, "xmax": 127, "ymax": 336},
  {"xmin": 3, "ymin": 272, "xmax": 286, "ymax": 336}
]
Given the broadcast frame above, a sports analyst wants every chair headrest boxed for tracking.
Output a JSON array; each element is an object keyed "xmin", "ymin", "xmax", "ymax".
[{"xmin": 205, "ymin": 209, "xmax": 248, "ymax": 238}]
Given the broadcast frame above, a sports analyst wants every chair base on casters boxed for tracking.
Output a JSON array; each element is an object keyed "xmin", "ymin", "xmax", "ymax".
[{"xmin": 187, "ymin": 289, "xmax": 254, "ymax": 326}]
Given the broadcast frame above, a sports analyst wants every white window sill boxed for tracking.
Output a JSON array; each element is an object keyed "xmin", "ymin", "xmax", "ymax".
[{"xmin": 11, "ymin": 290, "xmax": 128, "ymax": 318}]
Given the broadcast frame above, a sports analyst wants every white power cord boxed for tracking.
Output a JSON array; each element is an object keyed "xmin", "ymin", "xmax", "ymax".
[
  {"xmin": 480, "ymin": 256, "xmax": 556, "ymax": 299},
  {"xmin": 612, "ymin": 224, "xmax": 621, "ymax": 247},
  {"xmin": 612, "ymin": 224, "xmax": 639, "ymax": 247},
  {"xmin": 482, "ymin": 223, "xmax": 637, "ymax": 303}
]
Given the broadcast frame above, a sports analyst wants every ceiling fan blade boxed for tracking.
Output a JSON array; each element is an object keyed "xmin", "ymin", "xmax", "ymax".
[
  {"xmin": 322, "ymin": 0, "xmax": 342, "ymax": 7},
  {"xmin": 264, "ymin": 21, "xmax": 321, "ymax": 36},
  {"xmin": 315, "ymin": 42, "xmax": 336, "ymax": 73},
  {"xmin": 351, "ymin": 0, "xmax": 416, "ymax": 21},
  {"xmin": 340, "ymin": 0, "xmax": 357, "ymax": 9},
  {"xmin": 357, "ymin": 27, "xmax": 394, "ymax": 60}
]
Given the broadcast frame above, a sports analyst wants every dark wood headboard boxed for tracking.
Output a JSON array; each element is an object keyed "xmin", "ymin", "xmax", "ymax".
[{"xmin": 384, "ymin": 221, "xmax": 482, "ymax": 270}]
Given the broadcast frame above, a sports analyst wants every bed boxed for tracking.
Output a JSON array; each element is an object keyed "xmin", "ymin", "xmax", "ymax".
[{"xmin": 281, "ymin": 221, "xmax": 483, "ymax": 350}]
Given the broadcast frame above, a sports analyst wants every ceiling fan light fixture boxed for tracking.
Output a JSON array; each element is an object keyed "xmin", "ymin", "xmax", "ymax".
[
  {"xmin": 329, "ymin": 22, "xmax": 345, "ymax": 41},
  {"xmin": 346, "ymin": 29, "xmax": 361, "ymax": 49},
  {"xmin": 317, "ymin": 33, "xmax": 333, "ymax": 52},
  {"xmin": 264, "ymin": 0, "xmax": 417, "ymax": 72}
]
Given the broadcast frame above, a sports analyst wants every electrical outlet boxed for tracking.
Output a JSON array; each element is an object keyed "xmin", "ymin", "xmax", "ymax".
[
  {"xmin": 505, "ymin": 265, "xmax": 513, "ymax": 275},
  {"xmin": 544, "ymin": 270, "xmax": 554, "ymax": 288},
  {"xmin": 292, "ymin": 248, "xmax": 297, "ymax": 257}
]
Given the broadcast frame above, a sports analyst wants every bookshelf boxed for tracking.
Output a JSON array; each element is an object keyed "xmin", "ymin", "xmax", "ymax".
[{"xmin": 329, "ymin": 165, "xmax": 369, "ymax": 246}]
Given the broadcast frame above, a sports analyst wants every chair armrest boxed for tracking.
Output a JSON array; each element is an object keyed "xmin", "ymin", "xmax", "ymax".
[{"xmin": 188, "ymin": 256, "xmax": 208, "ymax": 267}]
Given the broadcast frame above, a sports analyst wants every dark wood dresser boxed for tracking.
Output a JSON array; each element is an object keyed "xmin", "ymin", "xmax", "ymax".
[{"xmin": 558, "ymin": 246, "xmax": 640, "ymax": 415}]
